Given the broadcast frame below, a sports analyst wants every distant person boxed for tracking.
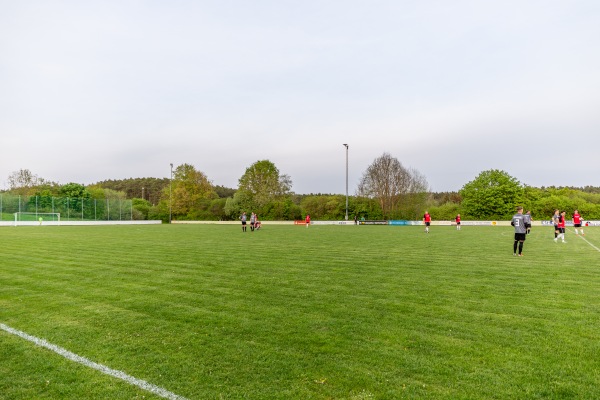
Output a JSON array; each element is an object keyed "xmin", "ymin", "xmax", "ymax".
[
  {"xmin": 455, "ymin": 214, "xmax": 461, "ymax": 230},
  {"xmin": 250, "ymin": 212, "xmax": 256, "ymax": 232},
  {"xmin": 423, "ymin": 211, "xmax": 431, "ymax": 233},
  {"xmin": 240, "ymin": 212, "xmax": 247, "ymax": 232},
  {"xmin": 354, "ymin": 215, "xmax": 358, "ymax": 225},
  {"xmin": 523, "ymin": 210, "xmax": 532, "ymax": 234},
  {"xmin": 552, "ymin": 209, "xmax": 560, "ymax": 239},
  {"xmin": 255, "ymin": 219, "xmax": 261, "ymax": 230},
  {"xmin": 572, "ymin": 210, "xmax": 584, "ymax": 236},
  {"xmin": 511, "ymin": 206, "xmax": 526, "ymax": 256},
  {"xmin": 554, "ymin": 210, "xmax": 566, "ymax": 243},
  {"xmin": 305, "ymin": 214, "xmax": 311, "ymax": 228}
]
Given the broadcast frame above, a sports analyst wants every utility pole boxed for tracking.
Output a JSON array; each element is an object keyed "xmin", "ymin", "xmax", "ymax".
[{"xmin": 343, "ymin": 144, "xmax": 349, "ymax": 220}]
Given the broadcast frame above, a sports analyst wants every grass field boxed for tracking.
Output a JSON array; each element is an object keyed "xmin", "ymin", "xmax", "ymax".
[{"xmin": 1, "ymin": 223, "xmax": 599, "ymax": 399}]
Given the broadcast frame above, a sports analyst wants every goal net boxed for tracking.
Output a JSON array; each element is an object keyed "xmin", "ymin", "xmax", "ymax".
[{"xmin": 14, "ymin": 212, "xmax": 61, "ymax": 226}]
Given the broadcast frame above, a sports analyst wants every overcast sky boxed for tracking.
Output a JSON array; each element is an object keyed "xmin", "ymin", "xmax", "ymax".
[{"xmin": 1, "ymin": 1, "xmax": 599, "ymax": 194}]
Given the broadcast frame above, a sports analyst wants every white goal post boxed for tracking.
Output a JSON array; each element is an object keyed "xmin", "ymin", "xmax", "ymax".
[{"xmin": 13, "ymin": 212, "xmax": 61, "ymax": 226}]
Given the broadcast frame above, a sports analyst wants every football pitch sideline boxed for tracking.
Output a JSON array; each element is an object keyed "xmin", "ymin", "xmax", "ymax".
[{"xmin": 1, "ymin": 224, "xmax": 599, "ymax": 399}]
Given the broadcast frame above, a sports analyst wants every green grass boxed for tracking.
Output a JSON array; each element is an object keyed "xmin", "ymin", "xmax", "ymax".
[{"xmin": 1, "ymin": 224, "xmax": 599, "ymax": 399}]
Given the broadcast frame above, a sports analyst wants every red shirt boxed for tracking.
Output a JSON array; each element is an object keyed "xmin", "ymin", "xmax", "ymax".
[
  {"xmin": 558, "ymin": 215, "xmax": 566, "ymax": 228},
  {"xmin": 573, "ymin": 213, "xmax": 582, "ymax": 224},
  {"xmin": 423, "ymin": 213, "xmax": 431, "ymax": 222},
  {"xmin": 305, "ymin": 215, "xmax": 310, "ymax": 223},
  {"xmin": 455, "ymin": 215, "xmax": 461, "ymax": 223}
]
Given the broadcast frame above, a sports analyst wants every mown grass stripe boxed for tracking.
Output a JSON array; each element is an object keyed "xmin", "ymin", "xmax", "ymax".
[
  {"xmin": 0, "ymin": 323, "xmax": 188, "ymax": 400},
  {"xmin": 568, "ymin": 228, "xmax": 600, "ymax": 252}
]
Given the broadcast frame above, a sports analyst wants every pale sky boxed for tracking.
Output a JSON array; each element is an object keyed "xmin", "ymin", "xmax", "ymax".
[{"xmin": 1, "ymin": 1, "xmax": 599, "ymax": 194}]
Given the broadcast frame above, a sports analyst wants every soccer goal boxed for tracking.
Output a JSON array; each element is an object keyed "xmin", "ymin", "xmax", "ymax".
[{"xmin": 13, "ymin": 212, "xmax": 61, "ymax": 226}]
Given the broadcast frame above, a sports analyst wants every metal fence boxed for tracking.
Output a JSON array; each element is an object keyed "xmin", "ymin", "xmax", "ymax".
[{"xmin": 0, "ymin": 194, "xmax": 138, "ymax": 221}]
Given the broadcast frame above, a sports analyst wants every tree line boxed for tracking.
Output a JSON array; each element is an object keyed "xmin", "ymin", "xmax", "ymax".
[
  {"xmin": 427, "ymin": 169, "xmax": 600, "ymax": 221},
  {"xmin": 4, "ymin": 162, "xmax": 600, "ymax": 222}
]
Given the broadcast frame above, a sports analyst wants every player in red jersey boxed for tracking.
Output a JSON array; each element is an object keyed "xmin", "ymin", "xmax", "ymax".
[
  {"xmin": 423, "ymin": 211, "xmax": 431, "ymax": 233},
  {"xmin": 554, "ymin": 211, "xmax": 567, "ymax": 243},
  {"xmin": 572, "ymin": 210, "xmax": 584, "ymax": 236},
  {"xmin": 455, "ymin": 214, "xmax": 461, "ymax": 230},
  {"xmin": 305, "ymin": 214, "xmax": 311, "ymax": 228}
]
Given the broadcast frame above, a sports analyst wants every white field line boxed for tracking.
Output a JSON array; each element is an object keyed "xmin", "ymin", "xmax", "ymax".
[
  {"xmin": 0, "ymin": 323, "xmax": 188, "ymax": 400},
  {"xmin": 567, "ymin": 228, "xmax": 600, "ymax": 252}
]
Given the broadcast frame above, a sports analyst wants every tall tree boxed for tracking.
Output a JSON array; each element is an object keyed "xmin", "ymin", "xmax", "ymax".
[
  {"xmin": 237, "ymin": 160, "xmax": 292, "ymax": 211},
  {"xmin": 169, "ymin": 163, "xmax": 217, "ymax": 218},
  {"xmin": 401, "ymin": 167, "xmax": 430, "ymax": 219},
  {"xmin": 357, "ymin": 153, "xmax": 429, "ymax": 219},
  {"xmin": 6, "ymin": 169, "xmax": 55, "ymax": 195},
  {"xmin": 459, "ymin": 169, "xmax": 523, "ymax": 219},
  {"xmin": 7, "ymin": 169, "xmax": 40, "ymax": 189},
  {"xmin": 57, "ymin": 182, "xmax": 91, "ymax": 213},
  {"xmin": 59, "ymin": 182, "xmax": 90, "ymax": 199}
]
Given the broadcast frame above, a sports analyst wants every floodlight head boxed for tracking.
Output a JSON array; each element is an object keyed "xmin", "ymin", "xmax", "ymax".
[{"xmin": 343, "ymin": 143, "xmax": 348, "ymax": 148}]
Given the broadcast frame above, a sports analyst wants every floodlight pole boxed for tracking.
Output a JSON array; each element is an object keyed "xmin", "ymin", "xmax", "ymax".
[
  {"xmin": 343, "ymin": 144, "xmax": 349, "ymax": 221},
  {"xmin": 169, "ymin": 163, "xmax": 173, "ymax": 224}
]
